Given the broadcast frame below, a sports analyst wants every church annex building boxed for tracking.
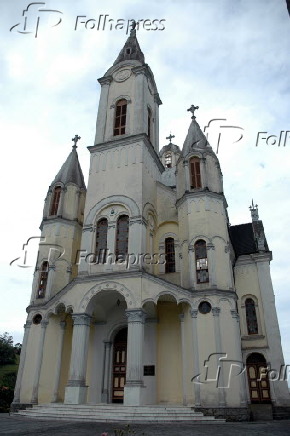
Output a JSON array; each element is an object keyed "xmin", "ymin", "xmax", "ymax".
[{"xmin": 12, "ymin": 29, "xmax": 290, "ymax": 421}]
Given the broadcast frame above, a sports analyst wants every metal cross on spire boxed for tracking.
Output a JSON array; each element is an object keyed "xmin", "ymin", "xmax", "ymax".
[
  {"xmin": 166, "ymin": 133, "xmax": 175, "ymax": 144},
  {"xmin": 187, "ymin": 104, "xmax": 199, "ymax": 119},
  {"xmin": 72, "ymin": 134, "xmax": 81, "ymax": 149}
]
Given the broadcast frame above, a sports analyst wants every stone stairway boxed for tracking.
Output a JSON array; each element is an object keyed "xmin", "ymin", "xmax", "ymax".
[{"xmin": 14, "ymin": 404, "xmax": 225, "ymax": 423}]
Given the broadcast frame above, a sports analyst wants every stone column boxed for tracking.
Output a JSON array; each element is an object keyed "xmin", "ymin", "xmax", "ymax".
[
  {"xmin": 31, "ymin": 320, "xmax": 49, "ymax": 404},
  {"xmin": 101, "ymin": 341, "xmax": 112, "ymax": 403},
  {"xmin": 183, "ymin": 161, "xmax": 190, "ymax": 191},
  {"xmin": 95, "ymin": 76, "xmax": 113, "ymax": 144},
  {"xmin": 124, "ymin": 309, "xmax": 146, "ymax": 405},
  {"xmin": 212, "ymin": 307, "xmax": 226, "ymax": 406},
  {"xmin": 105, "ymin": 223, "xmax": 116, "ymax": 271},
  {"xmin": 51, "ymin": 321, "xmax": 66, "ymax": 403},
  {"xmin": 190, "ymin": 309, "xmax": 201, "ymax": 406},
  {"xmin": 200, "ymin": 157, "xmax": 207, "ymax": 188},
  {"xmin": 133, "ymin": 67, "xmax": 145, "ymax": 134},
  {"xmin": 188, "ymin": 247, "xmax": 196, "ymax": 289},
  {"xmin": 128, "ymin": 220, "xmax": 145, "ymax": 270},
  {"xmin": 179, "ymin": 314, "xmax": 188, "ymax": 405},
  {"xmin": 64, "ymin": 313, "xmax": 91, "ymax": 404},
  {"xmin": 57, "ymin": 187, "xmax": 66, "ymax": 217},
  {"xmin": 45, "ymin": 265, "xmax": 55, "ymax": 299},
  {"xmin": 207, "ymin": 243, "xmax": 217, "ymax": 288},
  {"xmin": 230, "ymin": 310, "xmax": 247, "ymax": 406},
  {"xmin": 12, "ymin": 321, "xmax": 32, "ymax": 404}
]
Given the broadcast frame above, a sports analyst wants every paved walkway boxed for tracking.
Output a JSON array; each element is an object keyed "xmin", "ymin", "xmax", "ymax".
[{"xmin": 1, "ymin": 415, "xmax": 290, "ymax": 436}]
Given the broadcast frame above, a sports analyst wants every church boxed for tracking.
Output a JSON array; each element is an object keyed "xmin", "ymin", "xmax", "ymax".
[{"xmin": 12, "ymin": 28, "xmax": 290, "ymax": 421}]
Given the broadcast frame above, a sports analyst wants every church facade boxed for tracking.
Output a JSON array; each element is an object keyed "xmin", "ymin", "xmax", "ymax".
[{"xmin": 12, "ymin": 30, "xmax": 290, "ymax": 420}]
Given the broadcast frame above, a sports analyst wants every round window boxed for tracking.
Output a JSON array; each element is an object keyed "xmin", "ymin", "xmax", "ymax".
[
  {"xmin": 33, "ymin": 314, "xmax": 42, "ymax": 325},
  {"xmin": 198, "ymin": 301, "xmax": 211, "ymax": 314}
]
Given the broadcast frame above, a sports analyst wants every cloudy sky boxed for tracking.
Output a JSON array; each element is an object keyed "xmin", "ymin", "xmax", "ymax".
[{"xmin": 0, "ymin": 0, "xmax": 289, "ymax": 373}]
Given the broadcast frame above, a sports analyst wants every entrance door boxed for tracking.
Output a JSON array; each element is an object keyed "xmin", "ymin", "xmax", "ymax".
[
  {"xmin": 246, "ymin": 353, "xmax": 271, "ymax": 403},
  {"xmin": 112, "ymin": 327, "xmax": 127, "ymax": 403}
]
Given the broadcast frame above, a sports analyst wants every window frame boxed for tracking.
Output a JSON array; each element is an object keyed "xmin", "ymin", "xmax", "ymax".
[
  {"xmin": 245, "ymin": 298, "xmax": 259, "ymax": 335},
  {"xmin": 115, "ymin": 215, "xmax": 129, "ymax": 261},
  {"xmin": 95, "ymin": 218, "xmax": 108, "ymax": 264},
  {"xmin": 195, "ymin": 239, "xmax": 209, "ymax": 284},
  {"xmin": 165, "ymin": 237, "xmax": 176, "ymax": 273},
  {"xmin": 114, "ymin": 99, "xmax": 127, "ymax": 136},
  {"xmin": 37, "ymin": 261, "xmax": 49, "ymax": 298},
  {"xmin": 190, "ymin": 157, "xmax": 202, "ymax": 189},
  {"xmin": 50, "ymin": 186, "xmax": 61, "ymax": 216}
]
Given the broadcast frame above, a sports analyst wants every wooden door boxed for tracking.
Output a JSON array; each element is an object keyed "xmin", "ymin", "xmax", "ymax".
[
  {"xmin": 247, "ymin": 354, "xmax": 271, "ymax": 403},
  {"xmin": 112, "ymin": 328, "xmax": 127, "ymax": 403}
]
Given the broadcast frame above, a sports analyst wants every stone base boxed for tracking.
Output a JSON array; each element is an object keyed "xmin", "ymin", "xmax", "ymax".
[
  {"xmin": 124, "ymin": 384, "xmax": 144, "ymax": 406},
  {"xmin": 64, "ymin": 386, "xmax": 88, "ymax": 404},
  {"xmin": 196, "ymin": 407, "xmax": 250, "ymax": 422},
  {"xmin": 10, "ymin": 402, "xmax": 33, "ymax": 413},
  {"xmin": 273, "ymin": 406, "xmax": 290, "ymax": 420}
]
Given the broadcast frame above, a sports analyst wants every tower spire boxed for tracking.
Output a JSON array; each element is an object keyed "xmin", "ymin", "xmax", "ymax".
[
  {"xmin": 249, "ymin": 199, "xmax": 259, "ymax": 221},
  {"xmin": 113, "ymin": 21, "xmax": 145, "ymax": 65}
]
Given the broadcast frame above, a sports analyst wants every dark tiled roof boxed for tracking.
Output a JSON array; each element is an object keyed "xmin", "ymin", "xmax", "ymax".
[
  {"xmin": 229, "ymin": 223, "xmax": 257, "ymax": 257},
  {"xmin": 51, "ymin": 148, "xmax": 86, "ymax": 190}
]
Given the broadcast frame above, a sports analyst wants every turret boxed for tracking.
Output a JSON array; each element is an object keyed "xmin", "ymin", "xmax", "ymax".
[{"xmin": 30, "ymin": 136, "xmax": 86, "ymax": 304}]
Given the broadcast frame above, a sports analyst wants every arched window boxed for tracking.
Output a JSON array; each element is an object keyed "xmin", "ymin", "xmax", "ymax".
[
  {"xmin": 115, "ymin": 215, "xmax": 129, "ymax": 260},
  {"xmin": 50, "ymin": 186, "xmax": 61, "ymax": 215},
  {"xmin": 195, "ymin": 240, "xmax": 209, "ymax": 283},
  {"xmin": 190, "ymin": 157, "xmax": 201, "ymax": 188},
  {"xmin": 96, "ymin": 218, "xmax": 108, "ymax": 264},
  {"xmin": 37, "ymin": 261, "xmax": 49, "ymax": 298},
  {"xmin": 165, "ymin": 152, "xmax": 172, "ymax": 168},
  {"xmin": 165, "ymin": 237, "xmax": 175, "ymax": 273},
  {"xmin": 147, "ymin": 107, "xmax": 152, "ymax": 141},
  {"xmin": 114, "ymin": 99, "xmax": 127, "ymax": 136},
  {"xmin": 245, "ymin": 298, "xmax": 258, "ymax": 335}
]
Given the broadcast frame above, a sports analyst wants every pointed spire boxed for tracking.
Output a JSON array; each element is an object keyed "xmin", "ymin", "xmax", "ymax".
[
  {"xmin": 113, "ymin": 21, "xmax": 145, "ymax": 65},
  {"xmin": 51, "ymin": 136, "xmax": 86, "ymax": 190},
  {"xmin": 182, "ymin": 106, "xmax": 210, "ymax": 155}
]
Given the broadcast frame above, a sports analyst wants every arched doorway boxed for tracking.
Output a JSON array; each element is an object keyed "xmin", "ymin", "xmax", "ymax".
[
  {"xmin": 246, "ymin": 353, "xmax": 271, "ymax": 403},
  {"xmin": 112, "ymin": 327, "xmax": 128, "ymax": 403}
]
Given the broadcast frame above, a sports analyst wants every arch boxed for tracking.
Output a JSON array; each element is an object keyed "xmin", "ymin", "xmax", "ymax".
[
  {"xmin": 246, "ymin": 352, "xmax": 271, "ymax": 403},
  {"xmin": 78, "ymin": 281, "xmax": 136, "ymax": 313},
  {"xmin": 189, "ymin": 234, "xmax": 211, "ymax": 247},
  {"xmin": 85, "ymin": 195, "xmax": 140, "ymax": 226},
  {"xmin": 192, "ymin": 296, "xmax": 215, "ymax": 310},
  {"xmin": 218, "ymin": 296, "xmax": 236, "ymax": 310}
]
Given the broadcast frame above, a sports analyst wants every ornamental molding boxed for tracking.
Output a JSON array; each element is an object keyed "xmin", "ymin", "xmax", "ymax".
[
  {"xmin": 190, "ymin": 309, "xmax": 198, "ymax": 318},
  {"xmin": 125, "ymin": 309, "xmax": 146, "ymax": 323},
  {"xmin": 212, "ymin": 307, "xmax": 221, "ymax": 317},
  {"xmin": 98, "ymin": 75, "xmax": 113, "ymax": 86},
  {"xmin": 72, "ymin": 313, "xmax": 92, "ymax": 326},
  {"xmin": 113, "ymin": 68, "xmax": 132, "ymax": 82}
]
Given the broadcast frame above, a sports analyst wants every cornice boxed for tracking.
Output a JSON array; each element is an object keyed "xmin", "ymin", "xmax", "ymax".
[
  {"xmin": 89, "ymin": 133, "xmax": 165, "ymax": 173},
  {"xmin": 176, "ymin": 190, "xmax": 226, "ymax": 209}
]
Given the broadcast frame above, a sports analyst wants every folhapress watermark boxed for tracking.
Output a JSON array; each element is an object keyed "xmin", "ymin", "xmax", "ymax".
[
  {"xmin": 10, "ymin": 2, "xmax": 166, "ymax": 38},
  {"xmin": 256, "ymin": 131, "xmax": 290, "ymax": 147}
]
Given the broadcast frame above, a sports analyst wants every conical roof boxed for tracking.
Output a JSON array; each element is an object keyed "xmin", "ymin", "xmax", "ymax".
[
  {"xmin": 51, "ymin": 146, "xmax": 86, "ymax": 190},
  {"xmin": 113, "ymin": 28, "xmax": 145, "ymax": 65},
  {"xmin": 182, "ymin": 118, "xmax": 210, "ymax": 156}
]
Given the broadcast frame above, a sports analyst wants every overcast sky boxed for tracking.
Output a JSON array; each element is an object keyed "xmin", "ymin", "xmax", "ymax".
[{"xmin": 0, "ymin": 0, "xmax": 289, "ymax": 376}]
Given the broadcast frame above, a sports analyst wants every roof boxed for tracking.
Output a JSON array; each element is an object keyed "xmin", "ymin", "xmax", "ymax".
[
  {"xmin": 182, "ymin": 118, "xmax": 210, "ymax": 156},
  {"xmin": 230, "ymin": 223, "xmax": 257, "ymax": 257},
  {"xmin": 113, "ymin": 29, "xmax": 145, "ymax": 66},
  {"xmin": 51, "ymin": 147, "xmax": 86, "ymax": 190},
  {"xmin": 229, "ymin": 222, "xmax": 269, "ymax": 257}
]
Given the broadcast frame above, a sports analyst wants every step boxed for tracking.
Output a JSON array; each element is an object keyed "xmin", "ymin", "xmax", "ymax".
[{"xmin": 13, "ymin": 404, "xmax": 225, "ymax": 423}]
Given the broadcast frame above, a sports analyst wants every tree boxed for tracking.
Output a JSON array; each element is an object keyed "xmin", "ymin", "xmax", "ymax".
[{"xmin": 0, "ymin": 332, "xmax": 16, "ymax": 365}]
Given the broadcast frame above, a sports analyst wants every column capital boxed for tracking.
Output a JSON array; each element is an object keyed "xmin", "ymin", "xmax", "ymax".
[
  {"xmin": 125, "ymin": 309, "xmax": 146, "ymax": 324},
  {"xmin": 24, "ymin": 321, "xmax": 33, "ymax": 329},
  {"xmin": 190, "ymin": 309, "xmax": 198, "ymax": 319},
  {"xmin": 72, "ymin": 313, "xmax": 92, "ymax": 326},
  {"xmin": 40, "ymin": 320, "xmax": 49, "ymax": 329},
  {"xmin": 212, "ymin": 307, "xmax": 221, "ymax": 317},
  {"xmin": 179, "ymin": 313, "xmax": 185, "ymax": 322},
  {"xmin": 230, "ymin": 309, "xmax": 240, "ymax": 320}
]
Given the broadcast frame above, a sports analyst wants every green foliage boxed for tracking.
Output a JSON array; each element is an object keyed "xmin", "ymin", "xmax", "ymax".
[{"xmin": 0, "ymin": 333, "xmax": 16, "ymax": 366}]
